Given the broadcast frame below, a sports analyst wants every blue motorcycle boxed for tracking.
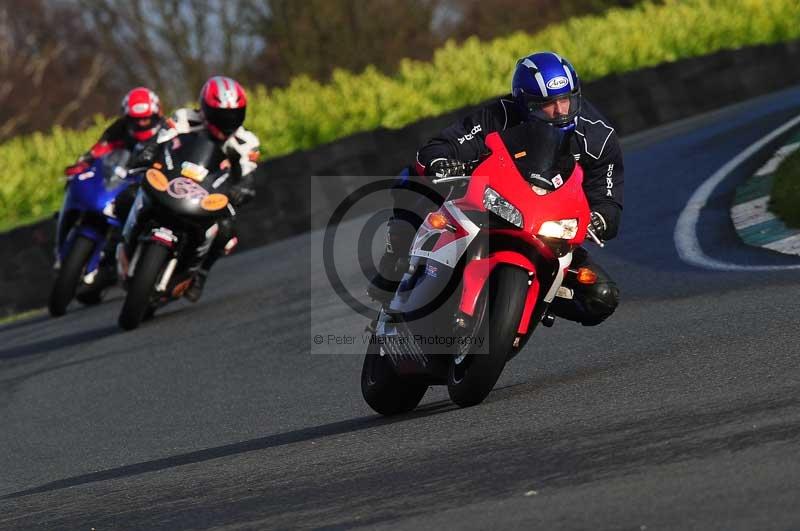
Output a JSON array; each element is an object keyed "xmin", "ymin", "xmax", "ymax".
[{"xmin": 49, "ymin": 149, "xmax": 134, "ymax": 316}]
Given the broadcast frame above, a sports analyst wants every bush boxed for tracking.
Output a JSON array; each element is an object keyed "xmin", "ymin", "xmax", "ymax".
[
  {"xmin": 2, "ymin": 0, "xmax": 799, "ymax": 230},
  {"xmin": 770, "ymin": 147, "xmax": 800, "ymax": 228}
]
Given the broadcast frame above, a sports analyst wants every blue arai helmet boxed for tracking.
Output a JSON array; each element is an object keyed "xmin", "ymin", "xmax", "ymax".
[{"xmin": 512, "ymin": 52, "xmax": 581, "ymax": 133}]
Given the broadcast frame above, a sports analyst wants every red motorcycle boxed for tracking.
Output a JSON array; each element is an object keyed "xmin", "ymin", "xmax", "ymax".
[{"xmin": 362, "ymin": 122, "xmax": 604, "ymax": 415}]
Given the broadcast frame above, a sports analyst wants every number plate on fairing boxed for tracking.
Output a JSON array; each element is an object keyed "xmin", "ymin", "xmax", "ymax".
[{"xmin": 180, "ymin": 161, "xmax": 209, "ymax": 182}]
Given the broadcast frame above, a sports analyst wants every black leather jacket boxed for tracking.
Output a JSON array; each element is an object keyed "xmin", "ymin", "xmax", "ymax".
[{"xmin": 416, "ymin": 96, "xmax": 624, "ymax": 239}]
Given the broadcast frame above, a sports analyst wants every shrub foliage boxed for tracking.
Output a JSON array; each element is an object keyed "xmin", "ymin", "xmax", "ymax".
[{"xmin": 1, "ymin": 0, "xmax": 799, "ymax": 230}]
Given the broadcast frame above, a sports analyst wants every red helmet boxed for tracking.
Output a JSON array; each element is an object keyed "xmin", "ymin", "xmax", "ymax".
[
  {"xmin": 199, "ymin": 76, "xmax": 247, "ymax": 139},
  {"xmin": 122, "ymin": 87, "xmax": 162, "ymax": 142}
]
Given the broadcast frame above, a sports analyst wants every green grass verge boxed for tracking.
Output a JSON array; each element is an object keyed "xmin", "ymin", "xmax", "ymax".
[
  {"xmin": 2, "ymin": 0, "xmax": 800, "ymax": 231},
  {"xmin": 770, "ymin": 147, "xmax": 800, "ymax": 228},
  {"xmin": 0, "ymin": 308, "xmax": 45, "ymax": 326}
]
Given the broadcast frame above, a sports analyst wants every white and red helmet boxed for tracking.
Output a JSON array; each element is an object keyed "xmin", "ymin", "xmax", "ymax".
[
  {"xmin": 121, "ymin": 87, "xmax": 162, "ymax": 141},
  {"xmin": 199, "ymin": 76, "xmax": 247, "ymax": 139}
]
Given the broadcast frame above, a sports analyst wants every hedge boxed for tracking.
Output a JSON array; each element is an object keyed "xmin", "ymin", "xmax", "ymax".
[{"xmin": 1, "ymin": 0, "xmax": 799, "ymax": 230}]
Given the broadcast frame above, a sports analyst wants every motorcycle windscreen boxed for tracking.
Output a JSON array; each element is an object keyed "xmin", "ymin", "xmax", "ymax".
[
  {"xmin": 100, "ymin": 149, "xmax": 131, "ymax": 191},
  {"xmin": 497, "ymin": 121, "xmax": 576, "ymax": 192},
  {"xmin": 152, "ymin": 132, "xmax": 232, "ymax": 218},
  {"xmin": 68, "ymin": 158, "xmax": 116, "ymax": 212},
  {"xmin": 163, "ymin": 132, "xmax": 227, "ymax": 183}
]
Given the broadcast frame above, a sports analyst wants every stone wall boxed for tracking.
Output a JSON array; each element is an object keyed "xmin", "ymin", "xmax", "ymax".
[{"xmin": 3, "ymin": 40, "xmax": 799, "ymax": 316}]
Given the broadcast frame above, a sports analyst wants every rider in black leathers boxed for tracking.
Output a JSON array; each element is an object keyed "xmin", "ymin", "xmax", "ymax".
[{"xmin": 370, "ymin": 51, "xmax": 622, "ymax": 326}]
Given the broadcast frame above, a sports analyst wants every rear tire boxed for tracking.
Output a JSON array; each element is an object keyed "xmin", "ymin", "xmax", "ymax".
[
  {"xmin": 118, "ymin": 244, "xmax": 169, "ymax": 330},
  {"xmin": 447, "ymin": 266, "xmax": 528, "ymax": 408},
  {"xmin": 48, "ymin": 235, "xmax": 95, "ymax": 317},
  {"xmin": 361, "ymin": 338, "xmax": 428, "ymax": 416}
]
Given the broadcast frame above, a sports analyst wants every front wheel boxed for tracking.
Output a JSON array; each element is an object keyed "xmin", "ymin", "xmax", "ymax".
[
  {"xmin": 361, "ymin": 338, "xmax": 428, "ymax": 416},
  {"xmin": 118, "ymin": 244, "xmax": 169, "ymax": 330},
  {"xmin": 447, "ymin": 265, "xmax": 528, "ymax": 408},
  {"xmin": 48, "ymin": 235, "xmax": 96, "ymax": 317}
]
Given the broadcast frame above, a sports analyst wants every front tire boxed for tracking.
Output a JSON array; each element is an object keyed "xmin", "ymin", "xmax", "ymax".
[
  {"xmin": 447, "ymin": 266, "xmax": 528, "ymax": 408},
  {"xmin": 118, "ymin": 244, "xmax": 169, "ymax": 330},
  {"xmin": 48, "ymin": 235, "xmax": 96, "ymax": 317},
  {"xmin": 361, "ymin": 338, "xmax": 428, "ymax": 416}
]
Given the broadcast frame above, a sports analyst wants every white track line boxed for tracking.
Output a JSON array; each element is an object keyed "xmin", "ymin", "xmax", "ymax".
[{"xmin": 674, "ymin": 114, "xmax": 800, "ymax": 271}]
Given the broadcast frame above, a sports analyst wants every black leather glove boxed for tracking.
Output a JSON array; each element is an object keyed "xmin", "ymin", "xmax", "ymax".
[
  {"xmin": 588, "ymin": 211, "xmax": 608, "ymax": 240},
  {"xmin": 426, "ymin": 158, "xmax": 469, "ymax": 178},
  {"xmin": 130, "ymin": 140, "xmax": 159, "ymax": 168},
  {"xmin": 229, "ymin": 184, "xmax": 255, "ymax": 206}
]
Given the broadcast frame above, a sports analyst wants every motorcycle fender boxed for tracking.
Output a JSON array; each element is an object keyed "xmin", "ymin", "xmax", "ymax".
[
  {"xmin": 147, "ymin": 227, "xmax": 178, "ymax": 249},
  {"xmin": 459, "ymin": 250, "xmax": 540, "ymax": 336}
]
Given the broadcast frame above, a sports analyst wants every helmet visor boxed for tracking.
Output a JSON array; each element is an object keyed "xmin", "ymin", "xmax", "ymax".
[
  {"xmin": 127, "ymin": 115, "xmax": 157, "ymax": 132},
  {"xmin": 521, "ymin": 92, "xmax": 581, "ymax": 127},
  {"xmin": 205, "ymin": 106, "xmax": 246, "ymax": 137}
]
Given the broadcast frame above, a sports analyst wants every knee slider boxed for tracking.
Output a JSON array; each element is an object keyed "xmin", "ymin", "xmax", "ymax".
[{"xmin": 581, "ymin": 282, "xmax": 620, "ymax": 325}]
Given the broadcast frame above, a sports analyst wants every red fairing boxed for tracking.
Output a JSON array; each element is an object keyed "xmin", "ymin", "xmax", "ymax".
[
  {"xmin": 65, "ymin": 161, "xmax": 90, "ymax": 176},
  {"xmin": 423, "ymin": 211, "xmax": 469, "ymax": 253},
  {"xmin": 448, "ymin": 132, "xmax": 590, "ymax": 336},
  {"xmin": 460, "ymin": 247, "xmax": 534, "ymax": 298},
  {"xmin": 453, "ymin": 132, "xmax": 589, "ymax": 245},
  {"xmin": 459, "ymin": 251, "xmax": 540, "ymax": 335}
]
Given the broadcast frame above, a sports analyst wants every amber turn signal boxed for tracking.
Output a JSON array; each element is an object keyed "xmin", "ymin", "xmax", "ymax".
[
  {"xmin": 146, "ymin": 169, "xmax": 169, "ymax": 192},
  {"xmin": 576, "ymin": 267, "xmax": 598, "ymax": 285},
  {"xmin": 201, "ymin": 193, "xmax": 229, "ymax": 211},
  {"xmin": 428, "ymin": 212, "xmax": 448, "ymax": 230}
]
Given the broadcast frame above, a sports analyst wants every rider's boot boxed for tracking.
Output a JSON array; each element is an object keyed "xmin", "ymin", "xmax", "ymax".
[
  {"xmin": 367, "ymin": 217, "xmax": 416, "ymax": 306},
  {"xmin": 185, "ymin": 219, "xmax": 237, "ymax": 303},
  {"xmin": 184, "ymin": 269, "xmax": 208, "ymax": 303},
  {"xmin": 367, "ymin": 251, "xmax": 407, "ymax": 306}
]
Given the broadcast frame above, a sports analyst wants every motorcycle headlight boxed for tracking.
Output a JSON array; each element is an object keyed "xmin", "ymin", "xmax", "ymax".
[
  {"xmin": 483, "ymin": 187, "xmax": 523, "ymax": 228},
  {"xmin": 538, "ymin": 219, "xmax": 578, "ymax": 239}
]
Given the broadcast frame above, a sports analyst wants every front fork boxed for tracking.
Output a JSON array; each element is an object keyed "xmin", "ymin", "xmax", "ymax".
[
  {"xmin": 119, "ymin": 218, "xmax": 218, "ymax": 298},
  {"xmin": 120, "ymin": 227, "xmax": 179, "ymax": 289}
]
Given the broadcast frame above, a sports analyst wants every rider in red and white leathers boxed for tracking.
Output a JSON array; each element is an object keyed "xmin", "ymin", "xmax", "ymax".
[{"xmin": 126, "ymin": 76, "xmax": 260, "ymax": 301}]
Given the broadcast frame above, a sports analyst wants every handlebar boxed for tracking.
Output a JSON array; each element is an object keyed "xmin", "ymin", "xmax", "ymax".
[
  {"xmin": 586, "ymin": 227, "xmax": 605, "ymax": 248},
  {"xmin": 431, "ymin": 175, "xmax": 472, "ymax": 185}
]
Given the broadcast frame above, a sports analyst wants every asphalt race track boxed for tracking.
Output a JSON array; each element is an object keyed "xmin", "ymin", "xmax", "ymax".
[{"xmin": 3, "ymin": 87, "xmax": 800, "ymax": 530}]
